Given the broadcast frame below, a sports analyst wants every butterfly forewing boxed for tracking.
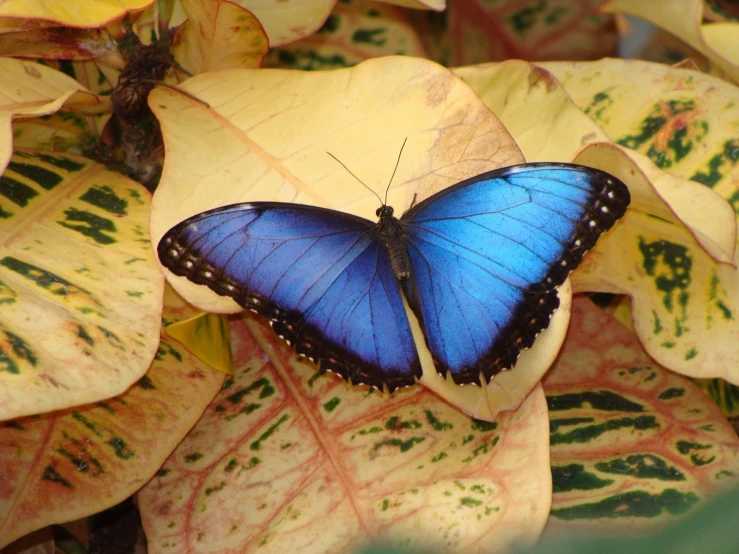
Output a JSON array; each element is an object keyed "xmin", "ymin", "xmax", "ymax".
[
  {"xmin": 158, "ymin": 203, "xmax": 422, "ymax": 391},
  {"xmin": 400, "ymin": 163, "xmax": 630, "ymax": 384}
]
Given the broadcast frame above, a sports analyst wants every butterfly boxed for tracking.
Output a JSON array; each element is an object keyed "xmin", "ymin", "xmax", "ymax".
[{"xmin": 158, "ymin": 160, "xmax": 630, "ymax": 392}]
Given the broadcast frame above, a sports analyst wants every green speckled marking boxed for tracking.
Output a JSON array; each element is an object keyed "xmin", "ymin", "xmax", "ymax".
[
  {"xmin": 662, "ymin": 341, "xmax": 676, "ymax": 348},
  {"xmin": 77, "ymin": 325, "xmax": 94, "ymax": 346},
  {"xmin": 184, "ymin": 452, "xmax": 203, "ymax": 463},
  {"xmin": 460, "ymin": 497, "xmax": 483, "ymax": 508},
  {"xmin": 98, "ymin": 326, "xmax": 124, "ymax": 351},
  {"xmin": 4, "ymin": 330, "xmax": 37, "ymax": 367},
  {"xmin": 205, "ymin": 481, "xmax": 227, "ymax": 496},
  {"xmin": 3, "ymin": 420, "xmax": 24, "ymax": 430},
  {"xmin": 0, "ymin": 256, "xmax": 87, "ymax": 296},
  {"xmin": 226, "ymin": 377, "xmax": 275, "ymax": 405},
  {"xmin": 470, "ymin": 418, "xmax": 497, "ymax": 432},
  {"xmin": 372, "ymin": 437, "xmax": 425, "ymax": 453},
  {"xmin": 126, "ymin": 290, "xmax": 143, "ymax": 298},
  {"xmin": 56, "ymin": 446, "xmax": 104, "ymax": 476},
  {"xmin": 272, "ymin": 49, "xmax": 350, "ymax": 71},
  {"xmin": 0, "ymin": 278, "xmax": 15, "ymax": 305},
  {"xmin": 684, "ymin": 348, "xmax": 698, "ymax": 361},
  {"xmin": 595, "ymin": 454, "xmax": 685, "ymax": 481},
  {"xmin": 225, "ymin": 458, "xmax": 238, "ymax": 472},
  {"xmin": 323, "ymin": 397, "xmax": 340, "ymax": 412},
  {"xmin": 462, "ymin": 434, "xmax": 474, "ymax": 444},
  {"xmin": 658, "ymin": 388, "xmax": 685, "ymax": 400},
  {"xmin": 250, "ymin": 413, "xmax": 289, "ymax": 451},
  {"xmin": 154, "ymin": 342, "xmax": 183, "ymax": 362},
  {"xmin": 552, "ymin": 464, "xmax": 614, "ymax": 492},
  {"xmin": 550, "ymin": 417, "xmax": 595, "ymax": 432},
  {"xmin": 156, "ymin": 468, "xmax": 170, "ymax": 477},
  {"xmin": 80, "ymin": 185, "xmax": 128, "ymax": 214},
  {"xmin": 385, "ymin": 415, "xmax": 421, "ymax": 430},
  {"xmin": 653, "ymin": 311, "xmax": 663, "ymax": 334},
  {"xmin": 676, "ymin": 440, "xmax": 715, "ymax": 466},
  {"xmin": 617, "ymin": 100, "xmax": 705, "ymax": 169},
  {"xmin": 552, "ymin": 489, "xmax": 699, "ymax": 520},
  {"xmin": 550, "ymin": 415, "xmax": 659, "ymax": 445},
  {"xmin": 30, "ymin": 152, "xmax": 85, "ymax": 172},
  {"xmin": 715, "ymin": 300, "xmax": 732, "ymax": 320},
  {"xmin": 59, "ymin": 208, "xmax": 117, "ymax": 245},
  {"xmin": 638, "ymin": 237, "xmax": 692, "ymax": 314},
  {"xmin": 225, "ymin": 403, "xmax": 261, "ymax": 421},
  {"xmin": 690, "ymin": 139, "xmax": 739, "ymax": 187},
  {"xmin": 72, "ymin": 412, "xmax": 103, "ymax": 436},
  {"xmin": 7, "ymin": 160, "xmax": 63, "ymax": 190},
  {"xmin": 381, "ymin": 498, "xmax": 390, "ymax": 511},
  {"xmin": 431, "ymin": 451, "xmax": 447, "ymax": 462},
  {"xmin": 357, "ymin": 426, "xmax": 382, "ymax": 436},
  {"xmin": 462, "ymin": 436, "xmax": 499, "ymax": 462},
  {"xmin": 107, "ymin": 437, "xmax": 134, "ymax": 459},
  {"xmin": 547, "ymin": 391, "xmax": 644, "ymax": 412},
  {"xmin": 507, "ymin": 1, "xmax": 547, "ymax": 33},
  {"xmin": 319, "ymin": 14, "xmax": 340, "ymax": 33},
  {"xmin": 728, "ymin": 190, "xmax": 739, "ymax": 216},
  {"xmin": 42, "ymin": 465, "xmax": 73, "ymax": 488},
  {"xmin": 352, "ymin": 28, "xmax": 387, "ymax": 46},
  {"xmin": 137, "ymin": 375, "xmax": 155, "ymax": 389},
  {"xmin": 425, "ymin": 409, "xmax": 453, "ymax": 431},
  {"xmin": 307, "ymin": 368, "xmax": 327, "ymax": 387},
  {"xmin": 0, "ymin": 174, "xmax": 38, "ymax": 206}
]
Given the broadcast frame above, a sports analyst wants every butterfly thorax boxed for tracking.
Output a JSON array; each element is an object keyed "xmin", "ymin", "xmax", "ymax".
[{"xmin": 375, "ymin": 205, "xmax": 412, "ymax": 282}]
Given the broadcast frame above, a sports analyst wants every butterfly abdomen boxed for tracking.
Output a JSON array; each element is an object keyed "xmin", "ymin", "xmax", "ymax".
[{"xmin": 376, "ymin": 206, "xmax": 411, "ymax": 281}]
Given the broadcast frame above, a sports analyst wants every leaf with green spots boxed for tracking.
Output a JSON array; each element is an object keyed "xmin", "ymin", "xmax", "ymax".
[
  {"xmin": 533, "ymin": 59, "xmax": 739, "ymax": 385},
  {"xmin": 263, "ymin": 0, "xmax": 427, "ymax": 71},
  {"xmin": 0, "ymin": 147, "xmax": 164, "ymax": 421},
  {"xmin": 139, "ymin": 313, "xmax": 551, "ymax": 553},
  {"xmin": 0, "ymin": 286, "xmax": 224, "ymax": 548},
  {"xmin": 405, "ymin": 0, "xmax": 617, "ymax": 67},
  {"xmin": 544, "ymin": 298, "xmax": 739, "ymax": 532}
]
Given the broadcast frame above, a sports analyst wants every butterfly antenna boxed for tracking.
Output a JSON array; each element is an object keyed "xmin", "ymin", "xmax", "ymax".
[
  {"xmin": 384, "ymin": 137, "xmax": 408, "ymax": 206},
  {"xmin": 327, "ymin": 152, "xmax": 383, "ymax": 205}
]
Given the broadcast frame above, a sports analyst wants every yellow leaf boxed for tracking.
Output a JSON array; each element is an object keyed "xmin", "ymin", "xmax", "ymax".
[
  {"xmin": 233, "ymin": 0, "xmax": 336, "ymax": 48},
  {"xmin": 0, "ymin": 57, "xmax": 99, "ymax": 170},
  {"xmin": 0, "ymin": 0, "xmax": 154, "ymax": 28},
  {"xmin": 602, "ymin": 0, "xmax": 739, "ymax": 84},
  {"xmin": 174, "ymin": 0, "xmax": 268, "ymax": 73},
  {"xmin": 454, "ymin": 60, "xmax": 609, "ymax": 162},
  {"xmin": 545, "ymin": 297, "xmax": 739, "ymax": 531},
  {"xmin": 165, "ymin": 311, "xmax": 233, "ymax": 375},
  {"xmin": 139, "ymin": 313, "xmax": 551, "ymax": 553},
  {"xmin": 0, "ymin": 148, "xmax": 164, "ymax": 420},
  {"xmin": 573, "ymin": 143, "xmax": 739, "ymax": 385},
  {"xmin": 0, "ymin": 285, "xmax": 224, "ymax": 548}
]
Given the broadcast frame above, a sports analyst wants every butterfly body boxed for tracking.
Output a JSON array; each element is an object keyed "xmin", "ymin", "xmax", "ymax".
[{"xmin": 158, "ymin": 163, "xmax": 630, "ymax": 391}]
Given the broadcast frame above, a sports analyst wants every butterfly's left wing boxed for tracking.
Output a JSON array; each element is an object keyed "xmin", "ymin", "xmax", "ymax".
[
  {"xmin": 401, "ymin": 163, "xmax": 630, "ymax": 384},
  {"xmin": 158, "ymin": 203, "xmax": 421, "ymax": 391}
]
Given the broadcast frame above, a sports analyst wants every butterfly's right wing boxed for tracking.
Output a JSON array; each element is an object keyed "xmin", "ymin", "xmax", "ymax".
[{"xmin": 158, "ymin": 203, "xmax": 421, "ymax": 391}]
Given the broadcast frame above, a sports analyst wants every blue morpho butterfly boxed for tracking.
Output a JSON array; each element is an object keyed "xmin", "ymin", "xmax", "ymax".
[{"xmin": 158, "ymin": 146, "xmax": 630, "ymax": 392}]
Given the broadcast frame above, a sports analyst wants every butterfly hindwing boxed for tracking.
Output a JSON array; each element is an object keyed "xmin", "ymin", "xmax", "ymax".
[
  {"xmin": 401, "ymin": 163, "xmax": 630, "ymax": 384},
  {"xmin": 158, "ymin": 203, "xmax": 421, "ymax": 390}
]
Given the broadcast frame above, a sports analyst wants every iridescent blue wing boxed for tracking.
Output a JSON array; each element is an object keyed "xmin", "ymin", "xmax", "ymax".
[
  {"xmin": 400, "ymin": 163, "xmax": 630, "ymax": 384},
  {"xmin": 158, "ymin": 203, "xmax": 421, "ymax": 391}
]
